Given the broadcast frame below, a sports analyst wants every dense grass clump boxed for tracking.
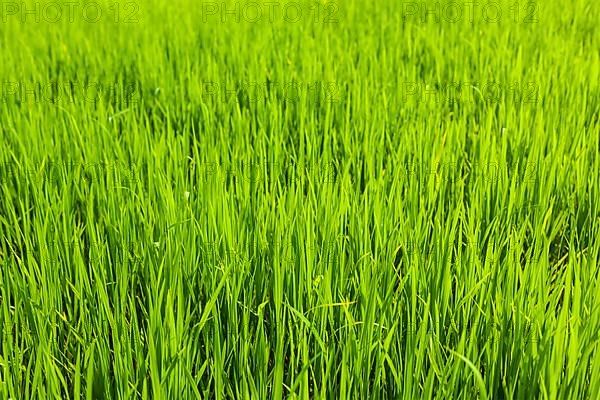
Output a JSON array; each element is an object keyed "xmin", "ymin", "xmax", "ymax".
[{"xmin": 0, "ymin": 0, "xmax": 599, "ymax": 398}]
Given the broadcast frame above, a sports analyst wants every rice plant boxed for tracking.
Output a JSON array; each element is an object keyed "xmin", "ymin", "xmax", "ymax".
[{"xmin": 0, "ymin": 0, "xmax": 599, "ymax": 398}]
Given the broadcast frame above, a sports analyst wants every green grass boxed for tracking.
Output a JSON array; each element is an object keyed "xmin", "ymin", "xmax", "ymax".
[{"xmin": 0, "ymin": 0, "xmax": 599, "ymax": 398}]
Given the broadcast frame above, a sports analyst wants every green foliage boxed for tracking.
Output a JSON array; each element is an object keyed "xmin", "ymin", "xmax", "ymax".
[{"xmin": 0, "ymin": 0, "xmax": 599, "ymax": 398}]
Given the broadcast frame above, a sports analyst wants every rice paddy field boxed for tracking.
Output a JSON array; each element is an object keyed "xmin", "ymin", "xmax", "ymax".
[{"xmin": 0, "ymin": 0, "xmax": 599, "ymax": 398}]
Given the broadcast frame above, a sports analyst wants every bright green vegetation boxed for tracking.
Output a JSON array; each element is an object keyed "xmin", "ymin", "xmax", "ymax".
[{"xmin": 1, "ymin": 0, "xmax": 599, "ymax": 398}]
